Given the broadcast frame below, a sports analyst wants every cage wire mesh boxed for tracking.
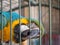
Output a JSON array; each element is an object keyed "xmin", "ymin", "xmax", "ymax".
[{"xmin": 0, "ymin": 0, "xmax": 60, "ymax": 45}]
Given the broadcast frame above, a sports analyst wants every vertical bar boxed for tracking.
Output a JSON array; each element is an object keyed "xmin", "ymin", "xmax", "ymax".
[
  {"xmin": 18, "ymin": 0, "xmax": 21, "ymax": 45},
  {"xmin": 59, "ymin": 0, "xmax": 60, "ymax": 33},
  {"xmin": 58, "ymin": 0, "xmax": 59, "ymax": 8},
  {"xmin": 57, "ymin": 0, "xmax": 59, "ymax": 34},
  {"xmin": 58, "ymin": 0, "xmax": 60, "ymax": 33},
  {"xmin": 48, "ymin": 0, "xmax": 52, "ymax": 45},
  {"xmin": 29, "ymin": 0, "xmax": 31, "ymax": 45},
  {"xmin": 10, "ymin": 0, "xmax": 12, "ymax": 45},
  {"xmin": 1, "ymin": 0, "xmax": 3, "ymax": 45},
  {"xmin": 38, "ymin": 0, "xmax": 42, "ymax": 45}
]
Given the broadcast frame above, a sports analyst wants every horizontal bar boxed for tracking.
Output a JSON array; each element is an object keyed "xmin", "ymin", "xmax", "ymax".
[{"xmin": 8, "ymin": 3, "xmax": 60, "ymax": 12}]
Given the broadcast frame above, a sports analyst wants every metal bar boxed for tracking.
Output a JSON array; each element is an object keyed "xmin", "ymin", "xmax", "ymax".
[
  {"xmin": 48, "ymin": 0, "xmax": 52, "ymax": 45},
  {"xmin": 8, "ymin": 3, "xmax": 60, "ymax": 12},
  {"xmin": 38, "ymin": 0, "xmax": 42, "ymax": 45},
  {"xmin": 58, "ymin": 0, "xmax": 59, "ymax": 10},
  {"xmin": 10, "ymin": 0, "xmax": 12, "ymax": 45},
  {"xmin": 18, "ymin": 0, "xmax": 21, "ymax": 45},
  {"xmin": 58, "ymin": 0, "xmax": 59, "ymax": 34},
  {"xmin": 1, "ymin": 0, "xmax": 4, "ymax": 45},
  {"xmin": 57, "ymin": 2, "xmax": 59, "ymax": 33},
  {"xmin": 29, "ymin": 0, "xmax": 31, "ymax": 45}
]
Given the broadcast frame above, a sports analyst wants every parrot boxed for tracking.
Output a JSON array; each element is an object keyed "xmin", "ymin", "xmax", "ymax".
[{"xmin": 0, "ymin": 11, "xmax": 44, "ymax": 44}]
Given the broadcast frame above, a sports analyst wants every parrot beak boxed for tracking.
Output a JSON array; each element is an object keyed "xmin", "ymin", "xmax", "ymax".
[{"xmin": 21, "ymin": 28, "xmax": 40, "ymax": 41}]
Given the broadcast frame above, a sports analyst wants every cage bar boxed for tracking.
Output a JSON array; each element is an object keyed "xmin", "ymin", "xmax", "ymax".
[
  {"xmin": 38, "ymin": 0, "xmax": 42, "ymax": 45},
  {"xmin": 18, "ymin": 0, "xmax": 21, "ymax": 45},
  {"xmin": 8, "ymin": 2, "xmax": 60, "ymax": 12},
  {"xmin": 1, "ymin": 0, "xmax": 4, "ymax": 45},
  {"xmin": 49, "ymin": 0, "xmax": 52, "ymax": 45},
  {"xmin": 10, "ymin": 0, "xmax": 12, "ymax": 45},
  {"xmin": 29, "ymin": 0, "xmax": 31, "ymax": 45}
]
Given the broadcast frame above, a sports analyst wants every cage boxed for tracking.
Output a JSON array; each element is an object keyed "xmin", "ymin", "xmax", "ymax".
[{"xmin": 0, "ymin": 0, "xmax": 60, "ymax": 45}]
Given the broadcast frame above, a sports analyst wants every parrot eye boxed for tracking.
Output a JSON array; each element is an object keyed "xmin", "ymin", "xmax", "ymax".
[
  {"xmin": 13, "ymin": 24, "xmax": 20, "ymax": 43},
  {"xmin": 14, "ymin": 24, "xmax": 20, "ymax": 33}
]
